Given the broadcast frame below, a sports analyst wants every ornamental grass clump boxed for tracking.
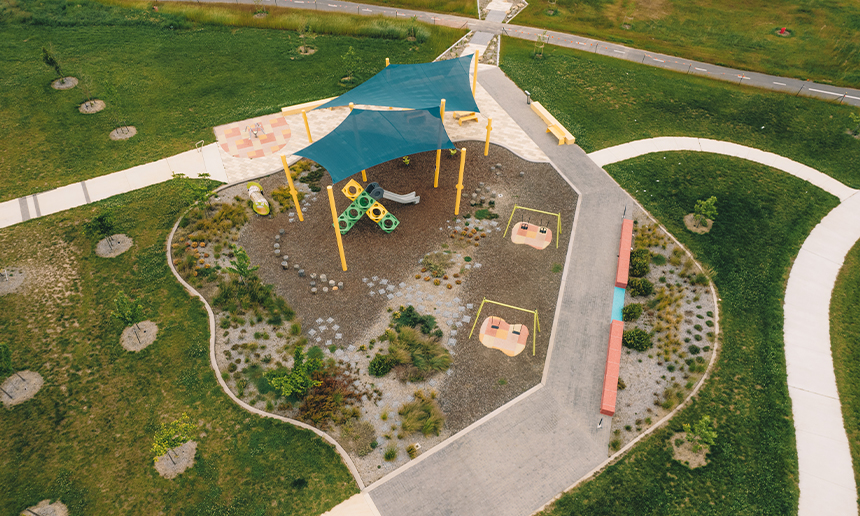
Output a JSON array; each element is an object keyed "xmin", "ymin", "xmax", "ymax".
[{"xmin": 399, "ymin": 390, "xmax": 445, "ymax": 436}]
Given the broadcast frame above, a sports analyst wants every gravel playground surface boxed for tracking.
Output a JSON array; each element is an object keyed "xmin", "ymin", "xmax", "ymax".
[{"xmin": 215, "ymin": 140, "xmax": 577, "ymax": 482}]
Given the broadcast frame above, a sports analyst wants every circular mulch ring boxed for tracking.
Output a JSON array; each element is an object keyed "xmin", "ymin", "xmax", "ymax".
[
  {"xmin": 21, "ymin": 499, "xmax": 69, "ymax": 516},
  {"xmin": 120, "ymin": 320, "xmax": 158, "ymax": 352},
  {"xmin": 154, "ymin": 440, "xmax": 197, "ymax": 479},
  {"xmin": 79, "ymin": 99, "xmax": 106, "ymax": 114},
  {"xmin": 96, "ymin": 234, "xmax": 133, "ymax": 257},
  {"xmin": 51, "ymin": 77, "xmax": 78, "ymax": 90},
  {"xmin": 109, "ymin": 126, "xmax": 137, "ymax": 141},
  {"xmin": 1, "ymin": 370, "xmax": 44, "ymax": 408},
  {"xmin": 0, "ymin": 268, "xmax": 25, "ymax": 297},
  {"xmin": 684, "ymin": 213, "xmax": 712, "ymax": 234}
]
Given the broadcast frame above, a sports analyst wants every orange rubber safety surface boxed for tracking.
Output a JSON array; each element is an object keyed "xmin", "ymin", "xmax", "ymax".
[{"xmin": 214, "ymin": 114, "xmax": 291, "ymax": 159}]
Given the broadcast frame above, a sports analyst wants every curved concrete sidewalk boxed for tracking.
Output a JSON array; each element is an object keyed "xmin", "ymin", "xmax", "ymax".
[{"xmin": 589, "ymin": 138, "xmax": 860, "ymax": 515}]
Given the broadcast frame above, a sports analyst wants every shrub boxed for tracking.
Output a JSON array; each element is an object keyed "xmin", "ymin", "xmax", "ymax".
[
  {"xmin": 298, "ymin": 363, "xmax": 362, "ymax": 429},
  {"xmin": 474, "ymin": 208, "xmax": 499, "ymax": 220},
  {"xmin": 383, "ymin": 445, "xmax": 398, "ymax": 461},
  {"xmin": 651, "ymin": 253, "xmax": 667, "ymax": 265},
  {"xmin": 622, "ymin": 328, "xmax": 653, "ymax": 352},
  {"xmin": 692, "ymin": 273, "xmax": 709, "ymax": 285},
  {"xmin": 420, "ymin": 252, "xmax": 452, "ymax": 278},
  {"xmin": 307, "ymin": 346, "xmax": 324, "ymax": 361},
  {"xmin": 340, "ymin": 420, "xmax": 377, "ymax": 457},
  {"xmin": 399, "ymin": 391, "xmax": 445, "ymax": 436},
  {"xmin": 389, "ymin": 326, "xmax": 452, "ymax": 382},
  {"xmin": 406, "ymin": 444, "xmax": 419, "ymax": 459},
  {"xmin": 629, "ymin": 248, "xmax": 651, "ymax": 277},
  {"xmin": 688, "ymin": 344, "xmax": 701, "ymax": 355},
  {"xmin": 392, "ymin": 305, "xmax": 438, "ymax": 335},
  {"xmin": 369, "ymin": 353, "xmax": 397, "ymax": 377},
  {"xmin": 628, "ymin": 278, "xmax": 654, "ymax": 297},
  {"xmin": 622, "ymin": 303, "xmax": 643, "ymax": 322}
]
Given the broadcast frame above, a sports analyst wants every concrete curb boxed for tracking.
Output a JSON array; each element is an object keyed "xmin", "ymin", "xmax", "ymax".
[{"xmin": 165, "ymin": 205, "xmax": 366, "ymax": 491}]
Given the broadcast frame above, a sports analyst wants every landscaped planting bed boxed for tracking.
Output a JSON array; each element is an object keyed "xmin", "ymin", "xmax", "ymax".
[{"xmin": 171, "ymin": 140, "xmax": 577, "ymax": 483}]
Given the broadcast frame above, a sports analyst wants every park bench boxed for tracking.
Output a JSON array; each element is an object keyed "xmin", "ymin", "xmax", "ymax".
[
  {"xmin": 600, "ymin": 320, "xmax": 624, "ymax": 416},
  {"xmin": 615, "ymin": 218, "xmax": 634, "ymax": 288},
  {"xmin": 530, "ymin": 101, "xmax": 575, "ymax": 145},
  {"xmin": 281, "ymin": 97, "xmax": 337, "ymax": 116}
]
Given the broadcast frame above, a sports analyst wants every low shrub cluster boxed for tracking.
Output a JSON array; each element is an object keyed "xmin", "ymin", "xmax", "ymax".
[
  {"xmin": 621, "ymin": 303, "xmax": 643, "ymax": 322},
  {"xmin": 392, "ymin": 305, "xmax": 442, "ymax": 338},
  {"xmin": 629, "ymin": 248, "xmax": 651, "ymax": 277},
  {"xmin": 627, "ymin": 277, "xmax": 654, "ymax": 297},
  {"xmin": 399, "ymin": 390, "xmax": 445, "ymax": 436},
  {"xmin": 622, "ymin": 328, "xmax": 653, "ymax": 352}
]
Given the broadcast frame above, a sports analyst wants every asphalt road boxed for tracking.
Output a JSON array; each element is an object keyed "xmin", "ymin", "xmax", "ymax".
[{"xmin": 169, "ymin": 0, "xmax": 860, "ymax": 107}]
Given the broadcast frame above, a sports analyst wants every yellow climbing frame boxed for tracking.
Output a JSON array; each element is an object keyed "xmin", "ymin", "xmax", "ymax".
[
  {"xmin": 469, "ymin": 298, "xmax": 541, "ymax": 356},
  {"xmin": 503, "ymin": 204, "xmax": 562, "ymax": 249}
]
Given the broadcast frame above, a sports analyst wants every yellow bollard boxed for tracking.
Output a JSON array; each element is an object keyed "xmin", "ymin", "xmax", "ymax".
[
  {"xmin": 386, "ymin": 57, "xmax": 390, "ymax": 67},
  {"xmin": 434, "ymin": 98, "xmax": 446, "ymax": 188},
  {"xmin": 302, "ymin": 110, "xmax": 313, "ymax": 143},
  {"xmin": 361, "ymin": 170, "xmax": 367, "ymax": 182},
  {"xmin": 472, "ymin": 50, "xmax": 479, "ymax": 97},
  {"xmin": 484, "ymin": 117, "xmax": 493, "ymax": 156},
  {"xmin": 349, "ymin": 102, "xmax": 354, "ymax": 112},
  {"xmin": 280, "ymin": 155, "xmax": 304, "ymax": 222},
  {"xmin": 454, "ymin": 147, "xmax": 466, "ymax": 215},
  {"xmin": 327, "ymin": 186, "xmax": 348, "ymax": 271}
]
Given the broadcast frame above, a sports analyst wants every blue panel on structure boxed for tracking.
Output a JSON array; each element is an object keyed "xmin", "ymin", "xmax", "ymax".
[{"xmin": 612, "ymin": 287, "xmax": 626, "ymax": 322}]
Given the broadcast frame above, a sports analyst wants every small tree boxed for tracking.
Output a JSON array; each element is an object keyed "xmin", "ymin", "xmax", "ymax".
[
  {"xmin": 683, "ymin": 415, "xmax": 718, "ymax": 453},
  {"xmin": 41, "ymin": 45, "xmax": 63, "ymax": 79},
  {"xmin": 341, "ymin": 46, "xmax": 359, "ymax": 82},
  {"xmin": 694, "ymin": 196, "xmax": 718, "ymax": 227},
  {"xmin": 151, "ymin": 413, "xmax": 195, "ymax": 464},
  {"xmin": 266, "ymin": 346, "xmax": 322, "ymax": 398},
  {"xmin": 112, "ymin": 291, "xmax": 144, "ymax": 343},
  {"xmin": 84, "ymin": 212, "xmax": 115, "ymax": 249},
  {"xmin": 850, "ymin": 111, "xmax": 860, "ymax": 136},
  {"xmin": 226, "ymin": 246, "xmax": 259, "ymax": 285}
]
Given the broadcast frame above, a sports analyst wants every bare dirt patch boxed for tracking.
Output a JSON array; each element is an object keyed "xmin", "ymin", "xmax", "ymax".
[
  {"xmin": 51, "ymin": 77, "xmax": 77, "ymax": 90},
  {"xmin": 154, "ymin": 440, "xmax": 197, "ymax": 479},
  {"xmin": 120, "ymin": 321, "xmax": 158, "ymax": 352},
  {"xmin": 1, "ymin": 370, "xmax": 44, "ymax": 408},
  {"xmin": 21, "ymin": 499, "xmax": 69, "ymax": 516},
  {"xmin": 684, "ymin": 213, "xmax": 712, "ymax": 234},
  {"xmin": 79, "ymin": 99, "xmax": 105, "ymax": 114},
  {"xmin": 109, "ymin": 126, "xmax": 137, "ymax": 140},
  {"xmin": 671, "ymin": 431, "xmax": 709, "ymax": 468},
  {"xmin": 0, "ymin": 267, "xmax": 25, "ymax": 296},
  {"xmin": 95, "ymin": 234, "xmax": 133, "ymax": 257},
  {"xmin": 298, "ymin": 46, "xmax": 317, "ymax": 55}
]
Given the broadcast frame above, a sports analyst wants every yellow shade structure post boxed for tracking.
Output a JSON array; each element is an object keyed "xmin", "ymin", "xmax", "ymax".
[
  {"xmin": 361, "ymin": 170, "xmax": 367, "ymax": 182},
  {"xmin": 434, "ymin": 98, "xmax": 446, "ymax": 188},
  {"xmin": 472, "ymin": 50, "xmax": 479, "ymax": 97},
  {"xmin": 385, "ymin": 57, "xmax": 390, "ymax": 67},
  {"xmin": 349, "ymin": 102, "xmax": 354, "ymax": 112},
  {"xmin": 302, "ymin": 110, "xmax": 313, "ymax": 143},
  {"xmin": 454, "ymin": 147, "xmax": 466, "ymax": 215},
  {"xmin": 280, "ymin": 155, "xmax": 304, "ymax": 222},
  {"xmin": 327, "ymin": 186, "xmax": 348, "ymax": 271},
  {"xmin": 484, "ymin": 117, "xmax": 493, "ymax": 156}
]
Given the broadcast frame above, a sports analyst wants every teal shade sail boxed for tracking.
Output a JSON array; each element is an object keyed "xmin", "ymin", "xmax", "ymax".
[
  {"xmin": 315, "ymin": 55, "xmax": 480, "ymax": 113},
  {"xmin": 296, "ymin": 107, "xmax": 455, "ymax": 184}
]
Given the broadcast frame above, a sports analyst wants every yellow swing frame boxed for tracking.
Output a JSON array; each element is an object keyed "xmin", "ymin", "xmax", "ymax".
[{"xmin": 468, "ymin": 297, "xmax": 541, "ymax": 356}]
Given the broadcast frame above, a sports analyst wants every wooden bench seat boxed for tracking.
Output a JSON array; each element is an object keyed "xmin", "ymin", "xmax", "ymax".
[
  {"xmin": 451, "ymin": 111, "xmax": 479, "ymax": 125},
  {"xmin": 530, "ymin": 101, "xmax": 575, "ymax": 145}
]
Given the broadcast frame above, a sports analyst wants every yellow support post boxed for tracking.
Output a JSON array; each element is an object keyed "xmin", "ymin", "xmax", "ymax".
[
  {"xmin": 280, "ymin": 155, "xmax": 304, "ymax": 222},
  {"xmin": 349, "ymin": 102, "xmax": 354, "ymax": 112},
  {"xmin": 302, "ymin": 110, "xmax": 313, "ymax": 143},
  {"xmin": 361, "ymin": 170, "xmax": 367, "ymax": 182},
  {"xmin": 503, "ymin": 203, "xmax": 519, "ymax": 237},
  {"xmin": 484, "ymin": 117, "xmax": 493, "ymax": 156},
  {"xmin": 472, "ymin": 50, "xmax": 479, "ymax": 97},
  {"xmin": 434, "ymin": 99, "xmax": 446, "ymax": 188},
  {"xmin": 469, "ymin": 298, "xmax": 488, "ymax": 340},
  {"xmin": 327, "ymin": 186, "xmax": 348, "ymax": 271},
  {"xmin": 386, "ymin": 57, "xmax": 390, "ymax": 67},
  {"xmin": 454, "ymin": 147, "xmax": 466, "ymax": 215}
]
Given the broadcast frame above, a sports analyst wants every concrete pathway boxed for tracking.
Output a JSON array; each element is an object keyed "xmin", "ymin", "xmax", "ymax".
[
  {"xmin": 365, "ymin": 65, "xmax": 630, "ymax": 516},
  {"xmin": 589, "ymin": 138, "xmax": 860, "ymax": 516},
  {"xmin": 163, "ymin": 0, "xmax": 860, "ymax": 108}
]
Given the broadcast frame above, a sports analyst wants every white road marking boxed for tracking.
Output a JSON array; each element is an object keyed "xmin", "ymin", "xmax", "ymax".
[
  {"xmin": 773, "ymin": 82, "xmax": 786, "ymax": 86},
  {"xmin": 613, "ymin": 50, "xmax": 625, "ymax": 54},
  {"xmin": 654, "ymin": 58, "xmax": 665, "ymax": 62},
  {"xmin": 695, "ymin": 67, "xmax": 706, "ymax": 71},
  {"xmin": 740, "ymin": 76, "xmax": 750, "ymax": 80},
  {"xmin": 846, "ymin": 95, "xmax": 860, "ymax": 100},
  {"xmin": 809, "ymin": 88, "xmax": 841, "ymax": 96}
]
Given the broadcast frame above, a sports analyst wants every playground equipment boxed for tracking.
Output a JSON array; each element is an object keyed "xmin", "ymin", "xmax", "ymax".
[
  {"xmin": 511, "ymin": 222, "xmax": 553, "ymax": 250},
  {"xmin": 326, "ymin": 185, "xmax": 348, "ymax": 271},
  {"xmin": 280, "ymin": 155, "xmax": 304, "ymax": 221},
  {"xmin": 478, "ymin": 316, "xmax": 529, "ymax": 357},
  {"xmin": 469, "ymin": 298, "xmax": 541, "ymax": 356},
  {"xmin": 336, "ymin": 180, "xmax": 400, "ymax": 234},
  {"xmin": 504, "ymin": 205, "xmax": 562, "ymax": 249},
  {"xmin": 382, "ymin": 189, "xmax": 420, "ymax": 205},
  {"xmin": 247, "ymin": 182, "xmax": 270, "ymax": 216}
]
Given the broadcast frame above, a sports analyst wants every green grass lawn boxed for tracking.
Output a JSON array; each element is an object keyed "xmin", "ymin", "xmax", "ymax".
[
  {"xmin": 500, "ymin": 37, "xmax": 860, "ymax": 189},
  {"xmin": 832, "ymin": 239, "xmax": 860, "ymax": 504},
  {"xmin": 510, "ymin": 0, "xmax": 860, "ymax": 88},
  {"xmin": 0, "ymin": 179, "xmax": 358, "ymax": 515},
  {"xmin": 0, "ymin": 0, "xmax": 463, "ymax": 202},
  {"xmin": 538, "ymin": 153, "xmax": 837, "ymax": 515}
]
